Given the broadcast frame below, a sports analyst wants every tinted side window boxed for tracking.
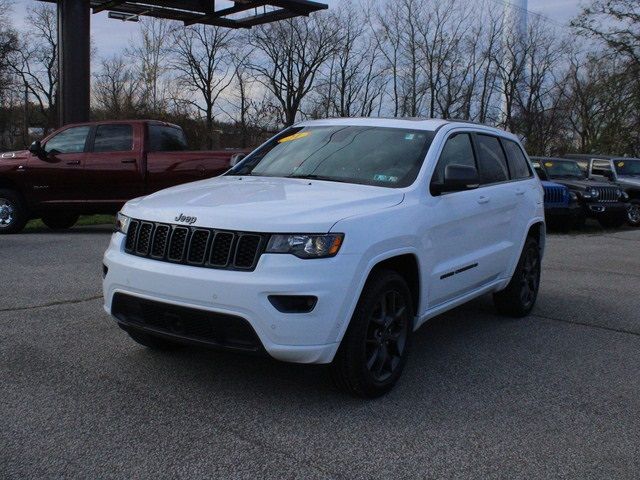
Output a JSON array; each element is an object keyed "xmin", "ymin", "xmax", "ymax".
[
  {"xmin": 149, "ymin": 125, "xmax": 188, "ymax": 152},
  {"xmin": 431, "ymin": 133, "xmax": 476, "ymax": 186},
  {"xmin": 44, "ymin": 126, "xmax": 91, "ymax": 154},
  {"xmin": 502, "ymin": 139, "xmax": 531, "ymax": 179},
  {"xmin": 476, "ymin": 135, "xmax": 509, "ymax": 184},
  {"xmin": 93, "ymin": 124, "xmax": 133, "ymax": 152}
]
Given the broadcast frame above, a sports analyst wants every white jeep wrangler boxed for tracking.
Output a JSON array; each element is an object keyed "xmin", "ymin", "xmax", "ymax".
[{"xmin": 103, "ymin": 118, "xmax": 545, "ymax": 398}]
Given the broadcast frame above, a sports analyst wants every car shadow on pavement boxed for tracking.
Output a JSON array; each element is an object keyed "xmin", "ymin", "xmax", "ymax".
[{"xmin": 116, "ymin": 294, "xmax": 530, "ymax": 406}]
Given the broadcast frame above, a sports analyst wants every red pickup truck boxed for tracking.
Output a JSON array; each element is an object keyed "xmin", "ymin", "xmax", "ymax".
[{"xmin": 0, "ymin": 120, "xmax": 246, "ymax": 234}]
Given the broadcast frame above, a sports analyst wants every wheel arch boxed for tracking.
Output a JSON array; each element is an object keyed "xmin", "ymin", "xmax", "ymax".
[{"xmin": 0, "ymin": 177, "xmax": 28, "ymax": 205}]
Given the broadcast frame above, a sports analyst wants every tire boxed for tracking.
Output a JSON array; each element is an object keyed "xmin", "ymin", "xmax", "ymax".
[
  {"xmin": 627, "ymin": 200, "xmax": 640, "ymax": 228},
  {"xmin": 493, "ymin": 236, "xmax": 541, "ymax": 318},
  {"xmin": 598, "ymin": 216, "xmax": 626, "ymax": 229},
  {"xmin": 127, "ymin": 329, "xmax": 183, "ymax": 351},
  {"xmin": 0, "ymin": 189, "xmax": 28, "ymax": 234},
  {"xmin": 42, "ymin": 213, "xmax": 79, "ymax": 230},
  {"xmin": 330, "ymin": 269, "xmax": 414, "ymax": 398}
]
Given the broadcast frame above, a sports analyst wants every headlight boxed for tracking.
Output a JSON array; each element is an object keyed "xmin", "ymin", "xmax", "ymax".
[
  {"xmin": 620, "ymin": 190, "xmax": 628, "ymax": 200},
  {"xmin": 115, "ymin": 212, "xmax": 131, "ymax": 234},
  {"xmin": 266, "ymin": 233, "xmax": 344, "ymax": 259},
  {"xmin": 583, "ymin": 187, "xmax": 598, "ymax": 199}
]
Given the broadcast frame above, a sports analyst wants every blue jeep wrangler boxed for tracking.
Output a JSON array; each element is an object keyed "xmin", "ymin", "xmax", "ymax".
[{"xmin": 532, "ymin": 160, "xmax": 581, "ymax": 230}]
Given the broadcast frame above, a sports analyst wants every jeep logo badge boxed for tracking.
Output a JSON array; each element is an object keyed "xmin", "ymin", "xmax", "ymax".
[{"xmin": 175, "ymin": 213, "xmax": 197, "ymax": 225}]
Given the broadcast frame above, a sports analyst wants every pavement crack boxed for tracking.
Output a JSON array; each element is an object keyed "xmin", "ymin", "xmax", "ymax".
[
  {"xmin": 534, "ymin": 313, "xmax": 640, "ymax": 338},
  {"xmin": 0, "ymin": 295, "xmax": 103, "ymax": 313}
]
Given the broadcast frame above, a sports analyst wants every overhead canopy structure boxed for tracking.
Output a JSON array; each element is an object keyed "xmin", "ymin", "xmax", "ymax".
[
  {"xmin": 37, "ymin": 0, "xmax": 328, "ymax": 126},
  {"xmin": 89, "ymin": 0, "xmax": 328, "ymax": 28}
]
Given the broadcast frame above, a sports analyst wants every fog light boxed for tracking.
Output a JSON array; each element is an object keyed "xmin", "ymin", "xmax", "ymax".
[{"xmin": 268, "ymin": 295, "xmax": 317, "ymax": 313}]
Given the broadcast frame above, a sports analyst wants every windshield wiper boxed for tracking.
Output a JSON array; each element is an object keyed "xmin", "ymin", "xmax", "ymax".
[{"xmin": 288, "ymin": 174, "xmax": 353, "ymax": 184}]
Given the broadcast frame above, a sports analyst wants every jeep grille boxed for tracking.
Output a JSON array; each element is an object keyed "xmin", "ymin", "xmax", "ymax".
[{"xmin": 124, "ymin": 219, "xmax": 266, "ymax": 271}]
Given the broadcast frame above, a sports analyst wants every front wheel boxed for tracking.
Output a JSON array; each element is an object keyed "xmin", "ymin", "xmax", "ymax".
[
  {"xmin": 493, "ymin": 236, "xmax": 541, "ymax": 318},
  {"xmin": 330, "ymin": 270, "xmax": 413, "ymax": 398},
  {"xmin": 627, "ymin": 200, "xmax": 640, "ymax": 227},
  {"xmin": 42, "ymin": 213, "xmax": 79, "ymax": 230},
  {"xmin": 0, "ymin": 189, "xmax": 28, "ymax": 234}
]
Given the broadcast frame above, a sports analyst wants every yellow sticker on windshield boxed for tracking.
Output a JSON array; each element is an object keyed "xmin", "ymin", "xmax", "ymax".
[
  {"xmin": 278, "ymin": 132, "xmax": 310, "ymax": 143},
  {"xmin": 545, "ymin": 162, "xmax": 553, "ymax": 168},
  {"xmin": 618, "ymin": 162, "xmax": 625, "ymax": 167}
]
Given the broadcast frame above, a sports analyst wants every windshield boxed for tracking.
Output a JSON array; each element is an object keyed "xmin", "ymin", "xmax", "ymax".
[
  {"xmin": 614, "ymin": 159, "xmax": 640, "ymax": 176},
  {"xmin": 229, "ymin": 126, "xmax": 435, "ymax": 188},
  {"xmin": 544, "ymin": 160, "xmax": 585, "ymax": 179}
]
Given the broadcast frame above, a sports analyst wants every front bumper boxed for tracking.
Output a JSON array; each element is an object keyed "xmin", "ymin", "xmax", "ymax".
[
  {"xmin": 582, "ymin": 201, "xmax": 628, "ymax": 219},
  {"xmin": 103, "ymin": 233, "xmax": 361, "ymax": 364}
]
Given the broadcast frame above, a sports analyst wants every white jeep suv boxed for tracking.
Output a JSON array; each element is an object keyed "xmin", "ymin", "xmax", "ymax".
[{"xmin": 103, "ymin": 118, "xmax": 545, "ymax": 397}]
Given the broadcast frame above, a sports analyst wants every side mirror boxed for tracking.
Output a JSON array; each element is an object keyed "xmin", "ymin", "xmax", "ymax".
[
  {"xmin": 229, "ymin": 153, "xmax": 246, "ymax": 167},
  {"xmin": 433, "ymin": 164, "xmax": 480, "ymax": 194},
  {"xmin": 29, "ymin": 140, "xmax": 43, "ymax": 156}
]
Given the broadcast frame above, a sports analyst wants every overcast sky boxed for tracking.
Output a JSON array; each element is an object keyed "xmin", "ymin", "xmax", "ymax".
[{"xmin": 9, "ymin": 0, "xmax": 585, "ymax": 58}]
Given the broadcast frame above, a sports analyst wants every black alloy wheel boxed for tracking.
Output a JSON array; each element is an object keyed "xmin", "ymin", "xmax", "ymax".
[
  {"xmin": 627, "ymin": 200, "xmax": 640, "ymax": 227},
  {"xmin": 494, "ymin": 236, "xmax": 541, "ymax": 317},
  {"xmin": 365, "ymin": 290, "xmax": 409, "ymax": 383},
  {"xmin": 331, "ymin": 269, "xmax": 414, "ymax": 398}
]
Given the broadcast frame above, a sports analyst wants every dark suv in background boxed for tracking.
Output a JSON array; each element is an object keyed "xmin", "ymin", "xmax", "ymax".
[
  {"xmin": 531, "ymin": 157, "xmax": 629, "ymax": 228},
  {"xmin": 563, "ymin": 154, "xmax": 640, "ymax": 227}
]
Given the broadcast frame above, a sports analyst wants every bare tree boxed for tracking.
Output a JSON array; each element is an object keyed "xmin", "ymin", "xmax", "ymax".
[
  {"xmin": 127, "ymin": 18, "xmax": 172, "ymax": 115},
  {"xmin": 572, "ymin": 0, "xmax": 640, "ymax": 67},
  {"xmin": 171, "ymin": 24, "xmax": 235, "ymax": 148},
  {"xmin": 246, "ymin": 14, "xmax": 341, "ymax": 126},
  {"xmin": 10, "ymin": 4, "xmax": 58, "ymax": 131},
  {"xmin": 93, "ymin": 55, "xmax": 141, "ymax": 119},
  {"xmin": 314, "ymin": 1, "xmax": 386, "ymax": 118}
]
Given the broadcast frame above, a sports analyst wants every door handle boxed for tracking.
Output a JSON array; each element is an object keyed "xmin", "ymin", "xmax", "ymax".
[
  {"xmin": 515, "ymin": 188, "xmax": 525, "ymax": 196},
  {"xmin": 477, "ymin": 195, "xmax": 490, "ymax": 204},
  {"xmin": 121, "ymin": 158, "xmax": 136, "ymax": 164},
  {"xmin": 66, "ymin": 160, "xmax": 81, "ymax": 165}
]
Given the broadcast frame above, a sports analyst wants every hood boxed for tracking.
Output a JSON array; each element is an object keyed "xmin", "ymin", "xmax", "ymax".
[
  {"xmin": 549, "ymin": 177, "xmax": 612, "ymax": 190},
  {"xmin": 616, "ymin": 176, "xmax": 640, "ymax": 189},
  {"xmin": 123, "ymin": 175, "xmax": 405, "ymax": 232}
]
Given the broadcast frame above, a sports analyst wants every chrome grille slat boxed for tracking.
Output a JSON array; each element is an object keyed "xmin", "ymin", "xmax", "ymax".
[
  {"xmin": 123, "ymin": 219, "xmax": 265, "ymax": 272},
  {"xmin": 594, "ymin": 186, "xmax": 618, "ymax": 202}
]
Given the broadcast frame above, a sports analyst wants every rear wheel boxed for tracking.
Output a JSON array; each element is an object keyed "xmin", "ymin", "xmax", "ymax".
[
  {"xmin": 330, "ymin": 270, "xmax": 413, "ymax": 398},
  {"xmin": 127, "ymin": 329, "xmax": 183, "ymax": 351},
  {"xmin": 493, "ymin": 236, "xmax": 541, "ymax": 318},
  {"xmin": 0, "ymin": 189, "xmax": 28, "ymax": 234},
  {"xmin": 627, "ymin": 200, "xmax": 640, "ymax": 227},
  {"xmin": 42, "ymin": 213, "xmax": 79, "ymax": 230}
]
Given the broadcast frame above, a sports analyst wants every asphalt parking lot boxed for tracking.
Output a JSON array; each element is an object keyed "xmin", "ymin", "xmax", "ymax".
[{"xmin": 2, "ymin": 225, "xmax": 639, "ymax": 479}]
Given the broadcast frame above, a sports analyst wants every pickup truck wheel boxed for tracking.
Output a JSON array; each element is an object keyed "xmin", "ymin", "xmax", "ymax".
[
  {"xmin": 127, "ymin": 329, "xmax": 183, "ymax": 351},
  {"xmin": 330, "ymin": 270, "xmax": 413, "ymax": 398},
  {"xmin": 0, "ymin": 189, "xmax": 28, "ymax": 234},
  {"xmin": 493, "ymin": 236, "xmax": 540, "ymax": 318},
  {"xmin": 41, "ymin": 213, "xmax": 79, "ymax": 230},
  {"xmin": 627, "ymin": 200, "xmax": 640, "ymax": 227}
]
